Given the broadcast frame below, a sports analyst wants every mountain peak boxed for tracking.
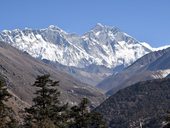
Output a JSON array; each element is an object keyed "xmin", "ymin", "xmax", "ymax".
[
  {"xmin": 91, "ymin": 23, "xmax": 105, "ymax": 32},
  {"xmin": 47, "ymin": 25, "xmax": 63, "ymax": 31},
  {"xmin": 0, "ymin": 24, "xmax": 151, "ymax": 69},
  {"xmin": 47, "ymin": 25, "xmax": 67, "ymax": 34},
  {"xmin": 96, "ymin": 23, "xmax": 104, "ymax": 27},
  {"xmin": 92, "ymin": 23, "xmax": 119, "ymax": 33},
  {"xmin": 48, "ymin": 25, "xmax": 58, "ymax": 29}
]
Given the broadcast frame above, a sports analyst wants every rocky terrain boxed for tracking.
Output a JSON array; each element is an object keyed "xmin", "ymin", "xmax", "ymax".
[
  {"xmin": 97, "ymin": 48, "xmax": 170, "ymax": 95},
  {"xmin": 95, "ymin": 78, "xmax": 170, "ymax": 128},
  {"xmin": 0, "ymin": 41, "xmax": 105, "ymax": 109}
]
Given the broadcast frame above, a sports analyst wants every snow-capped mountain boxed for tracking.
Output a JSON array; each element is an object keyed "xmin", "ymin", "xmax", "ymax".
[
  {"xmin": 0, "ymin": 23, "xmax": 151, "ymax": 69},
  {"xmin": 0, "ymin": 23, "xmax": 154, "ymax": 86}
]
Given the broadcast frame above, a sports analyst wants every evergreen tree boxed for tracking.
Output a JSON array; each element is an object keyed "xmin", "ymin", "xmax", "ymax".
[
  {"xmin": 68, "ymin": 98, "xmax": 107, "ymax": 128},
  {"xmin": 0, "ymin": 79, "xmax": 18, "ymax": 128},
  {"xmin": 23, "ymin": 74, "xmax": 68, "ymax": 128}
]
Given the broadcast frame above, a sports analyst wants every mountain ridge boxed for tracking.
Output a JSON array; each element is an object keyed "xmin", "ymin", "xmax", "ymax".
[
  {"xmin": 0, "ymin": 41, "xmax": 105, "ymax": 107},
  {"xmin": 95, "ymin": 78, "xmax": 170, "ymax": 128},
  {"xmin": 0, "ymin": 24, "xmax": 153, "ymax": 86},
  {"xmin": 0, "ymin": 24, "xmax": 152, "ymax": 68},
  {"xmin": 97, "ymin": 47, "xmax": 170, "ymax": 95}
]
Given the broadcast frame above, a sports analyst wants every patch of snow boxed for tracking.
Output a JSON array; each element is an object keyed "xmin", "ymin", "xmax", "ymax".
[
  {"xmin": 141, "ymin": 42, "xmax": 170, "ymax": 51},
  {"xmin": 95, "ymin": 31, "xmax": 100, "ymax": 36}
]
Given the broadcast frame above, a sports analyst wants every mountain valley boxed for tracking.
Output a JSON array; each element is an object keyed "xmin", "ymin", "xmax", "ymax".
[
  {"xmin": 0, "ymin": 24, "xmax": 170, "ymax": 127},
  {"xmin": 0, "ymin": 24, "xmax": 153, "ymax": 86}
]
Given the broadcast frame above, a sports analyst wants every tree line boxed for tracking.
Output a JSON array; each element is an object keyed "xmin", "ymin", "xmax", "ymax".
[
  {"xmin": 0, "ymin": 74, "xmax": 107, "ymax": 128},
  {"xmin": 1, "ymin": 74, "xmax": 170, "ymax": 128}
]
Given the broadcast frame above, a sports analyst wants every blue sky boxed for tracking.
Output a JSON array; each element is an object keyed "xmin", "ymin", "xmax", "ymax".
[{"xmin": 0, "ymin": 0, "xmax": 169, "ymax": 47}]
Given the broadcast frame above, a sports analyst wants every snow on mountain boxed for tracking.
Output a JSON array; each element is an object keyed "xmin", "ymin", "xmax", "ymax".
[
  {"xmin": 73, "ymin": 24, "xmax": 152, "ymax": 69},
  {"xmin": 0, "ymin": 24, "xmax": 153, "ymax": 86},
  {"xmin": 141, "ymin": 42, "xmax": 170, "ymax": 51},
  {"xmin": 0, "ymin": 26, "xmax": 95, "ymax": 68},
  {"xmin": 80, "ymin": 24, "xmax": 152, "ymax": 68},
  {"xmin": 98, "ymin": 47, "xmax": 170, "ymax": 95},
  {"xmin": 0, "ymin": 24, "xmax": 152, "ymax": 70}
]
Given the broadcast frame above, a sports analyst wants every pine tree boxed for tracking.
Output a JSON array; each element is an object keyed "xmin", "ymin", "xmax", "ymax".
[
  {"xmin": 68, "ymin": 98, "xmax": 89, "ymax": 128},
  {"xmin": 23, "ymin": 74, "xmax": 68, "ymax": 128},
  {"xmin": 0, "ymin": 79, "xmax": 18, "ymax": 128},
  {"xmin": 68, "ymin": 98, "xmax": 107, "ymax": 128}
]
